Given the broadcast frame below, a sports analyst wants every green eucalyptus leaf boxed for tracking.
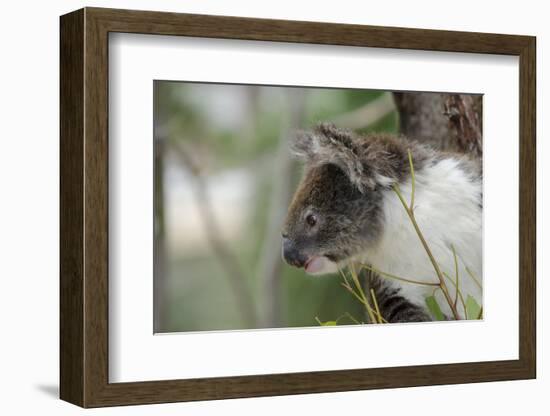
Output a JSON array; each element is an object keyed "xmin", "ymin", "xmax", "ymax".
[
  {"xmin": 315, "ymin": 317, "xmax": 338, "ymax": 326},
  {"xmin": 466, "ymin": 296, "xmax": 482, "ymax": 320},
  {"xmin": 425, "ymin": 296, "xmax": 445, "ymax": 321}
]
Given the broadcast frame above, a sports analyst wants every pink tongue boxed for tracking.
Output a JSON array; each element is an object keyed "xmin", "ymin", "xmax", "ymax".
[{"xmin": 305, "ymin": 257, "xmax": 326, "ymax": 274}]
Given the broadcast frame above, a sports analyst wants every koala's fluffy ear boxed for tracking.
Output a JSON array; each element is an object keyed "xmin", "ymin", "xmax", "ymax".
[{"xmin": 291, "ymin": 123, "xmax": 377, "ymax": 193}]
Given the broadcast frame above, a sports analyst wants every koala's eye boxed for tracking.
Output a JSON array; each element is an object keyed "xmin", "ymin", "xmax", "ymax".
[{"xmin": 306, "ymin": 214, "xmax": 318, "ymax": 227}]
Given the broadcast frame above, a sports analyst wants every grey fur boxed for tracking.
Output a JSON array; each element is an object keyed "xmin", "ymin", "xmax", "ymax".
[
  {"xmin": 291, "ymin": 122, "xmax": 433, "ymax": 193},
  {"xmin": 282, "ymin": 123, "xmax": 446, "ymax": 323},
  {"xmin": 283, "ymin": 123, "xmax": 428, "ymax": 264}
]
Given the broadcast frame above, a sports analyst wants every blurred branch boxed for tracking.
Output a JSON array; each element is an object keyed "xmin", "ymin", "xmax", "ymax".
[
  {"xmin": 153, "ymin": 137, "xmax": 167, "ymax": 332},
  {"xmin": 256, "ymin": 89, "xmax": 307, "ymax": 327},
  {"xmin": 153, "ymin": 85, "xmax": 168, "ymax": 332},
  {"xmin": 331, "ymin": 92, "xmax": 395, "ymax": 130},
  {"xmin": 169, "ymin": 141, "xmax": 258, "ymax": 328},
  {"xmin": 242, "ymin": 86, "xmax": 261, "ymax": 144}
]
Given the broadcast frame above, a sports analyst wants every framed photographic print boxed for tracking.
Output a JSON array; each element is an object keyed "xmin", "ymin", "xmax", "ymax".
[{"xmin": 60, "ymin": 7, "xmax": 536, "ymax": 408}]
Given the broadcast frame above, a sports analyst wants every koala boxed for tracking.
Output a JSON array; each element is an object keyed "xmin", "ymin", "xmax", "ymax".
[{"xmin": 281, "ymin": 123, "xmax": 482, "ymax": 322}]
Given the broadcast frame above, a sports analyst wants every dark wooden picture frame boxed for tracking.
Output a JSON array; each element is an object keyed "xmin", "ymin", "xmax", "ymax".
[{"xmin": 60, "ymin": 7, "xmax": 536, "ymax": 408}]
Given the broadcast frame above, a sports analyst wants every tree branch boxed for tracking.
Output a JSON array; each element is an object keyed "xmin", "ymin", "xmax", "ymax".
[
  {"xmin": 169, "ymin": 141, "xmax": 258, "ymax": 328},
  {"xmin": 256, "ymin": 88, "xmax": 307, "ymax": 327}
]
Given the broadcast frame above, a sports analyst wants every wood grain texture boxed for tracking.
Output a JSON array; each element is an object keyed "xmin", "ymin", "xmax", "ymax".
[
  {"xmin": 59, "ymin": 7, "xmax": 537, "ymax": 408},
  {"xmin": 518, "ymin": 37, "xmax": 536, "ymax": 376},
  {"xmin": 59, "ymin": 8, "xmax": 84, "ymax": 406},
  {"xmin": 83, "ymin": 9, "xmax": 110, "ymax": 406},
  {"xmin": 87, "ymin": 7, "xmax": 532, "ymax": 54}
]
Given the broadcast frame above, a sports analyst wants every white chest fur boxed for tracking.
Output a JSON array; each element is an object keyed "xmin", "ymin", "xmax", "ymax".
[{"xmin": 363, "ymin": 157, "xmax": 483, "ymax": 319}]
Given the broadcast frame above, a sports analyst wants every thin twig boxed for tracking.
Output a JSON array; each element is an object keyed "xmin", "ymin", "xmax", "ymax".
[
  {"xmin": 465, "ymin": 266, "xmax": 483, "ymax": 290},
  {"xmin": 344, "ymin": 312, "xmax": 363, "ymax": 325},
  {"xmin": 353, "ymin": 267, "xmax": 387, "ymax": 323},
  {"xmin": 349, "ymin": 264, "xmax": 369, "ymax": 305},
  {"xmin": 408, "ymin": 149, "xmax": 416, "ymax": 211},
  {"xmin": 340, "ymin": 282, "xmax": 378, "ymax": 323},
  {"xmin": 443, "ymin": 272, "xmax": 467, "ymax": 318},
  {"xmin": 370, "ymin": 289, "xmax": 384, "ymax": 324},
  {"xmin": 392, "ymin": 152, "xmax": 461, "ymax": 320},
  {"xmin": 338, "ymin": 267, "xmax": 351, "ymax": 288},
  {"xmin": 170, "ymin": 141, "xmax": 258, "ymax": 327},
  {"xmin": 359, "ymin": 263, "xmax": 439, "ymax": 287},
  {"xmin": 451, "ymin": 244, "xmax": 459, "ymax": 309},
  {"xmin": 393, "ymin": 184, "xmax": 459, "ymax": 319},
  {"xmin": 349, "ymin": 263, "xmax": 375, "ymax": 322},
  {"xmin": 340, "ymin": 266, "xmax": 381, "ymax": 324}
]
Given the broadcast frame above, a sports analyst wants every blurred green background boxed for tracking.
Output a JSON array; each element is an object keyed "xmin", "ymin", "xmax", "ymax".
[{"xmin": 153, "ymin": 81, "xmax": 399, "ymax": 333}]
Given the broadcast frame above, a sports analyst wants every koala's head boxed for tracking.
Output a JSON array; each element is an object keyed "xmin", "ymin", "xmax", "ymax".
[{"xmin": 281, "ymin": 123, "xmax": 415, "ymax": 275}]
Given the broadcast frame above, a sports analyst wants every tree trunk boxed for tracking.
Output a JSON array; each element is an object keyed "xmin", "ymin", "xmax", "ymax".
[{"xmin": 393, "ymin": 92, "xmax": 482, "ymax": 157}]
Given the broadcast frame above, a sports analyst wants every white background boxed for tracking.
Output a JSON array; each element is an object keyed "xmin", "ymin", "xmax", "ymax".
[
  {"xmin": 0, "ymin": 0, "xmax": 546, "ymax": 414},
  {"xmin": 110, "ymin": 34, "xmax": 519, "ymax": 382}
]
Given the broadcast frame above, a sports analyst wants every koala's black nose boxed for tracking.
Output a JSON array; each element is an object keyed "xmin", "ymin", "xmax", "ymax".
[{"xmin": 282, "ymin": 237, "xmax": 307, "ymax": 268}]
